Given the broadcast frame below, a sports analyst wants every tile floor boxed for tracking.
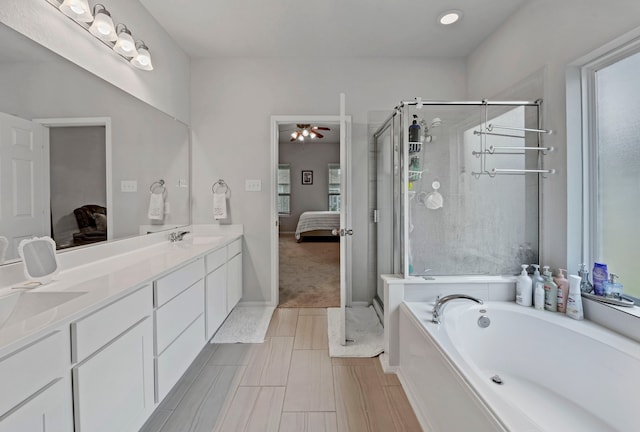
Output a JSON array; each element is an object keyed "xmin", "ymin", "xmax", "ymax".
[{"xmin": 141, "ymin": 307, "xmax": 421, "ymax": 431}]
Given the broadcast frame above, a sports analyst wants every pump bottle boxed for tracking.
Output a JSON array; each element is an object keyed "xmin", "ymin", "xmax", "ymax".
[
  {"xmin": 543, "ymin": 266, "xmax": 558, "ymax": 312},
  {"xmin": 532, "ymin": 264, "xmax": 545, "ymax": 310},
  {"xmin": 554, "ymin": 269, "xmax": 569, "ymax": 313},
  {"xmin": 516, "ymin": 264, "xmax": 532, "ymax": 307}
]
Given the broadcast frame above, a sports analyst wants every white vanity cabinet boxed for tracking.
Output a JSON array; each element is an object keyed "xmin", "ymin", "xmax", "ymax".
[
  {"xmin": 71, "ymin": 285, "xmax": 154, "ymax": 432},
  {"xmin": 153, "ymin": 258, "xmax": 206, "ymax": 402},
  {"xmin": 0, "ymin": 330, "xmax": 72, "ymax": 431},
  {"xmin": 226, "ymin": 238, "xmax": 243, "ymax": 312},
  {"xmin": 205, "ymin": 247, "xmax": 228, "ymax": 340}
]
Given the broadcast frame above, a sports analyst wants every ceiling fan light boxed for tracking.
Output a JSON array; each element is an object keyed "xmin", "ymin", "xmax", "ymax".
[
  {"xmin": 59, "ymin": 0, "xmax": 93, "ymax": 22},
  {"xmin": 302, "ymin": 129, "xmax": 309, "ymax": 137},
  {"xmin": 291, "ymin": 132, "xmax": 297, "ymax": 139},
  {"xmin": 310, "ymin": 132, "xmax": 317, "ymax": 139},
  {"xmin": 297, "ymin": 135, "xmax": 304, "ymax": 141},
  {"xmin": 89, "ymin": 6, "xmax": 117, "ymax": 42},
  {"xmin": 114, "ymin": 25, "xmax": 138, "ymax": 58}
]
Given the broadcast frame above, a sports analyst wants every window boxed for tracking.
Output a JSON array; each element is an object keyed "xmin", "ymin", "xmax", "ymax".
[
  {"xmin": 585, "ymin": 46, "xmax": 640, "ymax": 299},
  {"xmin": 328, "ymin": 163, "xmax": 340, "ymax": 211},
  {"xmin": 278, "ymin": 164, "xmax": 291, "ymax": 216}
]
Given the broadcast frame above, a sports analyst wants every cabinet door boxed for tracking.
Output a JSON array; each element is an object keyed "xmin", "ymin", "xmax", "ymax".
[
  {"xmin": 227, "ymin": 253, "xmax": 242, "ymax": 312},
  {"xmin": 206, "ymin": 263, "xmax": 227, "ymax": 339},
  {"xmin": 73, "ymin": 318, "xmax": 154, "ymax": 432},
  {"xmin": 0, "ymin": 378, "xmax": 72, "ymax": 432}
]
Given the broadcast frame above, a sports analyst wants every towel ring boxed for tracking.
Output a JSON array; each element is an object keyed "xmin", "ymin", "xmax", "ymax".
[
  {"xmin": 150, "ymin": 179, "xmax": 166, "ymax": 194},
  {"xmin": 212, "ymin": 179, "xmax": 231, "ymax": 197}
]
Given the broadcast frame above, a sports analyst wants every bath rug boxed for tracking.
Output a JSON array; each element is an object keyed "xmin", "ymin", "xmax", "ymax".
[
  {"xmin": 327, "ymin": 306, "xmax": 384, "ymax": 357},
  {"xmin": 211, "ymin": 306, "xmax": 275, "ymax": 343}
]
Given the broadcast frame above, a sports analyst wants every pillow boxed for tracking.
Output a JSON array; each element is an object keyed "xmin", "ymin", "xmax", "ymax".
[{"xmin": 94, "ymin": 213, "xmax": 107, "ymax": 232}]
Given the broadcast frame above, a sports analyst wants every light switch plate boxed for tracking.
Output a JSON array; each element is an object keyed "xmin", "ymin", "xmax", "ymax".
[
  {"xmin": 121, "ymin": 180, "xmax": 137, "ymax": 192},
  {"xmin": 245, "ymin": 179, "xmax": 262, "ymax": 192}
]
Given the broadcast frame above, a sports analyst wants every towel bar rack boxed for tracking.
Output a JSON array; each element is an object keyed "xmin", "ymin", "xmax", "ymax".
[
  {"xmin": 150, "ymin": 179, "xmax": 166, "ymax": 193},
  {"xmin": 212, "ymin": 179, "xmax": 231, "ymax": 196}
]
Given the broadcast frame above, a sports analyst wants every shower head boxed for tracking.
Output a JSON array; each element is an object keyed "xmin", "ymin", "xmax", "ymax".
[{"xmin": 430, "ymin": 117, "xmax": 442, "ymax": 129}]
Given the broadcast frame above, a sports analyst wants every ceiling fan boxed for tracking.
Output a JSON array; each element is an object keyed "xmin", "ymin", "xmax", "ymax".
[{"xmin": 288, "ymin": 124, "xmax": 330, "ymax": 142}]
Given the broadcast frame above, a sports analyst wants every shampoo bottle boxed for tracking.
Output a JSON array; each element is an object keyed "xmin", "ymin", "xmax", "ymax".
[
  {"xmin": 532, "ymin": 264, "xmax": 545, "ymax": 310},
  {"xmin": 592, "ymin": 262, "xmax": 608, "ymax": 296},
  {"xmin": 566, "ymin": 275, "xmax": 584, "ymax": 320},
  {"xmin": 543, "ymin": 266, "xmax": 558, "ymax": 312},
  {"xmin": 516, "ymin": 264, "xmax": 532, "ymax": 307},
  {"xmin": 554, "ymin": 269, "xmax": 569, "ymax": 313},
  {"xmin": 409, "ymin": 115, "xmax": 421, "ymax": 142}
]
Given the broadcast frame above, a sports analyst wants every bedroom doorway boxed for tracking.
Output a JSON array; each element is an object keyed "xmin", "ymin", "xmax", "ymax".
[{"xmin": 270, "ymin": 111, "xmax": 352, "ymax": 313}]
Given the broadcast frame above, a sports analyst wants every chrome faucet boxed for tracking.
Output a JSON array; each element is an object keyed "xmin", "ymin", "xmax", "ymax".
[
  {"xmin": 168, "ymin": 231, "xmax": 190, "ymax": 242},
  {"xmin": 431, "ymin": 294, "xmax": 483, "ymax": 324}
]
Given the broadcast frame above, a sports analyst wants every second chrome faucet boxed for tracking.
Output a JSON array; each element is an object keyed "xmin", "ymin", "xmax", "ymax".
[{"xmin": 432, "ymin": 294, "xmax": 483, "ymax": 324}]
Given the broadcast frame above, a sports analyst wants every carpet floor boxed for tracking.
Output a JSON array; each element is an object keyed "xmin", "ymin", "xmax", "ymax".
[{"xmin": 279, "ymin": 234, "xmax": 340, "ymax": 308}]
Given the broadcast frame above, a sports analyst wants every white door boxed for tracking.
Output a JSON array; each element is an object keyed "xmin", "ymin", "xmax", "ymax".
[
  {"xmin": 338, "ymin": 94, "xmax": 352, "ymax": 346},
  {"xmin": 0, "ymin": 112, "xmax": 48, "ymax": 261}
]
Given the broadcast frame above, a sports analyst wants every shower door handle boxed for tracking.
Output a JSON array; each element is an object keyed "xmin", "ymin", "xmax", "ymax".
[{"xmin": 333, "ymin": 228, "xmax": 353, "ymax": 236}]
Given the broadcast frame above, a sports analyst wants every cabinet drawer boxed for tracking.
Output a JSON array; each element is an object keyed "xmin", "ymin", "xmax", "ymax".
[
  {"xmin": 205, "ymin": 263, "xmax": 227, "ymax": 340},
  {"xmin": 71, "ymin": 285, "xmax": 151, "ymax": 363},
  {"xmin": 0, "ymin": 331, "xmax": 68, "ymax": 417},
  {"xmin": 205, "ymin": 247, "xmax": 227, "ymax": 273},
  {"xmin": 155, "ymin": 279, "xmax": 205, "ymax": 355},
  {"xmin": 227, "ymin": 238, "xmax": 242, "ymax": 259},
  {"xmin": 154, "ymin": 259, "xmax": 205, "ymax": 307},
  {"xmin": 155, "ymin": 314, "xmax": 205, "ymax": 402}
]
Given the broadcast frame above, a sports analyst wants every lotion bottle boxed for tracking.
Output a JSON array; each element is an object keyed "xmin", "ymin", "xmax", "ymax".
[
  {"xmin": 554, "ymin": 269, "xmax": 569, "ymax": 313},
  {"xmin": 532, "ymin": 264, "xmax": 545, "ymax": 310},
  {"xmin": 516, "ymin": 264, "xmax": 532, "ymax": 307},
  {"xmin": 543, "ymin": 266, "xmax": 558, "ymax": 312},
  {"xmin": 566, "ymin": 275, "xmax": 584, "ymax": 320}
]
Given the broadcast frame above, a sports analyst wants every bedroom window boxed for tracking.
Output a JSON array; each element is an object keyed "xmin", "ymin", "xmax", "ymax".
[
  {"xmin": 278, "ymin": 163, "xmax": 291, "ymax": 216},
  {"xmin": 583, "ymin": 43, "xmax": 640, "ymax": 300},
  {"xmin": 328, "ymin": 163, "xmax": 340, "ymax": 211}
]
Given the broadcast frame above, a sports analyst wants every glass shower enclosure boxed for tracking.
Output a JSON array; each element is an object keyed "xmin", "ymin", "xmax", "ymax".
[{"xmin": 374, "ymin": 100, "xmax": 550, "ymax": 292}]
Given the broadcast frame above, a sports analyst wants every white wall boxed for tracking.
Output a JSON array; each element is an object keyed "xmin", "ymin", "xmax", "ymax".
[
  {"xmin": 0, "ymin": 0, "xmax": 190, "ymax": 123},
  {"xmin": 191, "ymin": 57, "xmax": 467, "ymax": 303},
  {"xmin": 466, "ymin": 0, "xmax": 640, "ymax": 270},
  {"xmin": 278, "ymin": 141, "xmax": 340, "ymax": 233}
]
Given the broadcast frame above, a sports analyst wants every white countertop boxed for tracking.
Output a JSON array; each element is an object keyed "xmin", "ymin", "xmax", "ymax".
[{"xmin": 0, "ymin": 232, "xmax": 241, "ymax": 357}]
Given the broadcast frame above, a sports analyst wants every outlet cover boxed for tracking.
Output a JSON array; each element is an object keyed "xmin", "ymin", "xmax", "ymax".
[
  {"xmin": 245, "ymin": 179, "xmax": 262, "ymax": 192},
  {"xmin": 121, "ymin": 180, "xmax": 138, "ymax": 193}
]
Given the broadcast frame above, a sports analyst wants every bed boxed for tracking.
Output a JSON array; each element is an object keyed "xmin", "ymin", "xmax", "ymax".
[{"xmin": 295, "ymin": 211, "xmax": 340, "ymax": 241}]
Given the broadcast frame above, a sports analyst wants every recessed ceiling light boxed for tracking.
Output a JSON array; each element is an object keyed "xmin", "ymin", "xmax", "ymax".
[{"xmin": 438, "ymin": 10, "xmax": 462, "ymax": 25}]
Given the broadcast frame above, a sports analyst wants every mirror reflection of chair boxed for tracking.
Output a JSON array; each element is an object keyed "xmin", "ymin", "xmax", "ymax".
[{"xmin": 72, "ymin": 205, "xmax": 107, "ymax": 246}]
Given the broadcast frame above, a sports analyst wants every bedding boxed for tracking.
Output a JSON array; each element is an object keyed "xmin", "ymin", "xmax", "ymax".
[{"xmin": 294, "ymin": 211, "xmax": 340, "ymax": 241}]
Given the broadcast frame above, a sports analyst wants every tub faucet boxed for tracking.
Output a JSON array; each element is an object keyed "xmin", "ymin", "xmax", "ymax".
[
  {"xmin": 432, "ymin": 294, "xmax": 483, "ymax": 324},
  {"xmin": 168, "ymin": 231, "xmax": 190, "ymax": 242}
]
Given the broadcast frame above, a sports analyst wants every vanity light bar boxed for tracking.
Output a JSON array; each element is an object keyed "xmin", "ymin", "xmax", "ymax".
[{"xmin": 46, "ymin": 0, "xmax": 154, "ymax": 71}]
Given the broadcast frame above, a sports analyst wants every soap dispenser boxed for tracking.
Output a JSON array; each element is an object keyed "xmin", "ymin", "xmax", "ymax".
[
  {"xmin": 578, "ymin": 264, "xmax": 593, "ymax": 294},
  {"xmin": 532, "ymin": 264, "xmax": 545, "ymax": 310},
  {"xmin": 554, "ymin": 269, "xmax": 569, "ymax": 313},
  {"xmin": 516, "ymin": 264, "xmax": 532, "ymax": 307},
  {"xmin": 603, "ymin": 273, "xmax": 623, "ymax": 300},
  {"xmin": 543, "ymin": 266, "xmax": 558, "ymax": 312}
]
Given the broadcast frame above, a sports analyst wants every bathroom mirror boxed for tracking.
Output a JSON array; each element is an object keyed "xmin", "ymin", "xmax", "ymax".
[
  {"xmin": 18, "ymin": 237, "xmax": 60, "ymax": 284},
  {"xmin": 0, "ymin": 23, "xmax": 190, "ymax": 264}
]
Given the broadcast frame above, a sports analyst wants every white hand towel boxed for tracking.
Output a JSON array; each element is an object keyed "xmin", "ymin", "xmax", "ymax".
[
  {"xmin": 148, "ymin": 192, "xmax": 165, "ymax": 220},
  {"xmin": 213, "ymin": 192, "xmax": 227, "ymax": 220}
]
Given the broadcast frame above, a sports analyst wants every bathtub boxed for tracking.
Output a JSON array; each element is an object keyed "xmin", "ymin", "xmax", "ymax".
[{"xmin": 398, "ymin": 300, "xmax": 640, "ymax": 432}]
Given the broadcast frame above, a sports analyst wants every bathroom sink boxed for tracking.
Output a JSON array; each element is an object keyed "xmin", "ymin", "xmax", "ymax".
[{"xmin": 0, "ymin": 291, "xmax": 87, "ymax": 328}]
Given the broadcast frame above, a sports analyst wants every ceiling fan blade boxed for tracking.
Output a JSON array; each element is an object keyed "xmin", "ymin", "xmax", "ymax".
[
  {"xmin": 312, "ymin": 126, "xmax": 331, "ymax": 131},
  {"xmin": 290, "ymin": 137, "xmax": 296, "ymax": 142},
  {"xmin": 314, "ymin": 132, "xmax": 324, "ymax": 139}
]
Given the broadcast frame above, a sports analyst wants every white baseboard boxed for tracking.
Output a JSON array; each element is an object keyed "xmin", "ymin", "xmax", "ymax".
[
  {"xmin": 238, "ymin": 301, "xmax": 271, "ymax": 307},
  {"xmin": 378, "ymin": 353, "xmax": 398, "ymax": 374}
]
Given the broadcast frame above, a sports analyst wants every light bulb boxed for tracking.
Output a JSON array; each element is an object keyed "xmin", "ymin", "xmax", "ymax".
[
  {"xmin": 89, "ymin": 8, "xmax": 117, "ymax": 42},
  {"xmin": 297, "ymin": 135, "xmax": 304, "ymax": 141},
  {"xmin": 59, "ymin": 0, "xmax": 93, "ymax": 22},
  {"xmin": 438, "ymin": 10, "xmax": 462, "ymax": 25},
  {"xmin": 131, "ymin": 41, "xmax": 154, "ymax": 71},
  {"xmin": 310, "ymin": 132, "xmax": 317, "ymax": 139},
  {"xmin": 291, "ymin": 132, "xmax": 297, "ymax": 139},
  {"xmin": 114, "ymin": 26, "xmax": 138, "ymax": 58},
  {"xmin": 302, "ymin": 129, "xmax": 309, "ymax": 137}
]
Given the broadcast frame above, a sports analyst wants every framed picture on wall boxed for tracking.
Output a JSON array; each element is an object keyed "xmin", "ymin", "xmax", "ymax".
[{"xmin": 302, "ymin": 170, "xmax": 313, "ymax": 185}]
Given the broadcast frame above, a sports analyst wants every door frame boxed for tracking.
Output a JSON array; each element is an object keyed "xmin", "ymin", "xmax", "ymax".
[
  {"xmin": 33, "ymin": 117, "xmax": 113, "ymax": 240},
  {"xmin": 269, "ymin": 114, "xmax": 352, "ymax": 307}
]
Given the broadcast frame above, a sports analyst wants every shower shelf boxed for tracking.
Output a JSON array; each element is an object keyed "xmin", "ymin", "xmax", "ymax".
[{"xmin": 408, "ymin": 142, "xmax": 422, "ymax": 154}]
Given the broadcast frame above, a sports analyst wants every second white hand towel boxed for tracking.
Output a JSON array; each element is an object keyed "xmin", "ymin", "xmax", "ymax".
[
  {"xmin": 213, "ymin": 191, "xmax": 227, "ymax": 220},
  {"xmin": 148, "ymin": 192, "xmax": 165, "ymax": 220}
]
